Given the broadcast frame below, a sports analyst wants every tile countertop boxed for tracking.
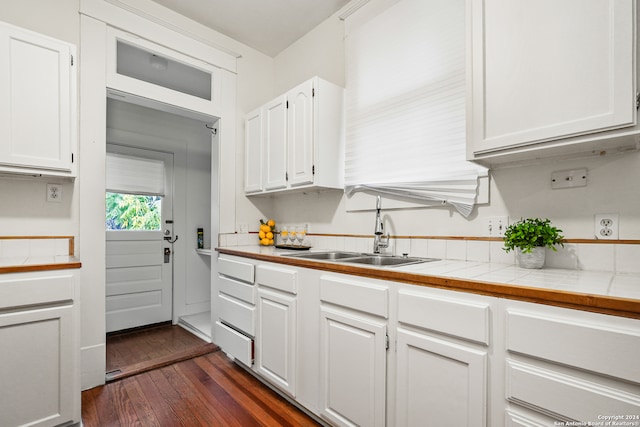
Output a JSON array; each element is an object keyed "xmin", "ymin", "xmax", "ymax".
[
  {"xmin": 217, "ymin": 245, "xmax": 640, "ymax": 320},
  {"xmin": 0, "ymin": 255, "xmax": 81, "ymax": 274}
]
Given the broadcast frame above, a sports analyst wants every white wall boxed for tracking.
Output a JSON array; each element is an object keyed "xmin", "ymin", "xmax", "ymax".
[{"xmin": 257, "ymin": 5, "xmax": 640, "ymax": 241}]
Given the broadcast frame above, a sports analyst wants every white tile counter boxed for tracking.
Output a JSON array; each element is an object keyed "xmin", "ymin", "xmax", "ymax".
[{"xmin": 217, "ymin": 245, "xmax": 640, "ymax": 319}]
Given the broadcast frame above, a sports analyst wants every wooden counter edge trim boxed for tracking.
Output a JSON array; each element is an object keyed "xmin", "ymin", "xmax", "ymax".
[
  {"xmin": 0, "ymin": 261, "xmax": 82, "ymax": 274},
  {"xmin": 235, "ymin": 233, "xmax": 640, "ymax": 245},
  {"xmin": 216, "ymin": 248, "xmax": 640, "ymax": 320}
]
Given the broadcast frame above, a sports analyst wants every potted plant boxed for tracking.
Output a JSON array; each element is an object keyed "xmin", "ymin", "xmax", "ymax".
[{"xmin": 503, "ymin": 218, "xmax": 564, "ymax": 269}]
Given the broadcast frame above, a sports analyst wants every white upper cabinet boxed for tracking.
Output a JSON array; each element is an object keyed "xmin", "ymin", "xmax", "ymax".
[
  {"xmin": 467, "ymin": 0, "xmax": 637, "ymax": 165},
  {"xmin": 0, "ymin": 21, "xmax": 77, "ymax": 176},
  {"xmin": 244, "ymin": 76, "xmax": 344, "ymax": 195}
]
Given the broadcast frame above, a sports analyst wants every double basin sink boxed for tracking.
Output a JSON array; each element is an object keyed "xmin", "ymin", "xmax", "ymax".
[{"xmin": 282, "ymin": 251, "xmax": 439, "ymax": 267}]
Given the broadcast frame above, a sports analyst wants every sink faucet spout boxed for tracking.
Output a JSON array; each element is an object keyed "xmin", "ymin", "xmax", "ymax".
[{"xmin": 373, "ymin": 195, "xmax": 389, "ymax": 254}]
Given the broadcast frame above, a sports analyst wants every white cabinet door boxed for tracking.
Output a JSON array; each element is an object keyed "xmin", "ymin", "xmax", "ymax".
[
  {"xmin": 468, "ymin": 0, "xmax": 635, "ymax": 155},
  {"xmin": 395, "ymin": 328, "xmax": 487, "ymax": 427},
  {"xmin": 0, "ymin": 22, "xmax": 76, "ymax": 174},
  {"xmin": 264, "ymin": 95, "xmax": 288, "ymax": 191},
  {"xmin": 287, "ymin": 79, "xmax": 314, "ymax": 187},
  {"xmin": 0, "ymin": 305, "xmax": 76, "ymax": 427},
  {"xmin": 320, "ymin": 306, "xmax": 387, "ymax": 427},
  {"xmin": 256, "ymin": 287, "xmax": 297, "ymax": 396},
  {"xmin": 244, "ymin": 107, "xmax": 263, "ymax": 193}
]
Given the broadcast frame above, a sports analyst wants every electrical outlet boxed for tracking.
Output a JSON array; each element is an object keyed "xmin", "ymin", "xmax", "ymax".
[
  {"xmin": 594, "ymin": 213, "xmax": 618, "ymax": 240},
  {"xmin": 487, "ymin": 216, "xmax": 509, "ymax": 237},
  {"xmin": 47, "ymin": 184, "xmax": 62, "ymax": 203}
]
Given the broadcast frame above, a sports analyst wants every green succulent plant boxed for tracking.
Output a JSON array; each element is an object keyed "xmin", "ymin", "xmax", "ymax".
[{"xmin": 503, "ymin": 218, "xmax": 564, "ymax": 254}]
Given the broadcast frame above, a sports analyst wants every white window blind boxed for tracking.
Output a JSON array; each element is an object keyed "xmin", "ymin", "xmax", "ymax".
[
  {"xmin": 344, "ymin": 0, "xmax": 486, "ymax": 217},
  {"xmin": 106, "ymin": 152, "xmax": 165, "ymax": 196}
]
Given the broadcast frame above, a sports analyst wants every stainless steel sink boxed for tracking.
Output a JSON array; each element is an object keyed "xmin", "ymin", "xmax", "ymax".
[
  {"xmin": 283, "ymin": 251, "xmax": 438, "ymax": 267},
  {"xmin": 340, "ymin": 255, "xmax": 436, "ymax": 267},
  {"xmin": 284, "ymin": 251, "xmax": 364, "ymax": 260}
]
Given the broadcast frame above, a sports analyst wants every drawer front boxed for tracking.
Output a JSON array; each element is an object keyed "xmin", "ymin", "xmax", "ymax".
[
  {"xmin": 320, "ymin": 275, "xmax": 388, "ymax": 318},
  {"xmin": 219, "ymin": 275, "xmax": 255, "ymax": 304},
  {"xmin": 219, "ymin": 293, "xmax": 255, "ymax": 336},
  {"xmin": 506, "ymin": 309, "xmax": 640, "ymax": 382},
  {"xmin": 0, "ymin": 273, "xmax": 75, "ymax": 310},
  {"xmin": 256, "ymin": 264, "xmax": 297, "ymax": 294},
  {"xmin": 506, "ymin": 360, "xmax": 640, "ymax": 422},
  {"xmin": 215, "ymin": 321, "xmax": 253, "ymax": 367},
  {"xmin": 398, "ymin": 289, "xmax": 491, "ymax": 345},
  {"xmin": 218, "ymin": 256, "xmax": 254, "ymax": 283}
]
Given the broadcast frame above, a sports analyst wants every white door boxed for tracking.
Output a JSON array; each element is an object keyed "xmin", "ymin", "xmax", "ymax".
[
  {"xmin": 395, "ymin": 328, "xmax": 487, "ymax": 427},
  {"xmin": 256, "ymin": 287, "xmax": 297, "ymax": 397},
  {"xmin": 105, "ymin": 145, "xmax": 174, "ymax": 333},
  {"xmin": 320, "ymin": 306, "xmax": 387, "ymax": 427},
  {"xmin": 264, "ymin": 95, "xmax": 288, "ymax": 191},
  {"xmin": 287, "ymin": 79, "xmax": 314, "ymax": 187}
]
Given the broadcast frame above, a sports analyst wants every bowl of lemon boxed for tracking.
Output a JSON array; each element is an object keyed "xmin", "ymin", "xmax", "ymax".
[{"xmin": 258, "ymin": 219, "xmax": 276, "ymax": 246}]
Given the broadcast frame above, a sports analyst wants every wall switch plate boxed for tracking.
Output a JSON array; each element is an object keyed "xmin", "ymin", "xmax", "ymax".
[
  {"xmin": 551, "ymin": 168, "xmax": 587, "ymax": 189},
  {"xmin": 47, "ymin": 184, "xmax": 62, "ymax": 203},
  {"xmin": 238, "ymin": 224, "xmax": 249, "ymax": 234},
  {"xmin": 487, "ymin": 216, "xmax": 508, "ymax": 237},
  {"xmin": 594, "ymin": 213, "xmax": 618, "ymax": 240}
]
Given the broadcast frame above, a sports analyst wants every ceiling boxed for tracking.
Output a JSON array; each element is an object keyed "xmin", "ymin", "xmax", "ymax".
[{"xmin": 151, "ymin": 0, "xmax": 352, "ymax": 57}]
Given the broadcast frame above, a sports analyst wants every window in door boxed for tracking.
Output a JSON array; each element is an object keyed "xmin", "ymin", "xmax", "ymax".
[{"xmin": 105, "ymin": 193, "xmax": 162, "ymax": 231}]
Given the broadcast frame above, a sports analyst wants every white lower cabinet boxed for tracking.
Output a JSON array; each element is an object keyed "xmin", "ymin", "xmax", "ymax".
[
  {"xmin": 224, "ymin": 257, "xmax": 640, "ymax": 427},
  {"xmin": 395, "ymin": 328, "xmax": 487, "ymax": 427},
  {"xmin": 395, "ymin": 286, "xmax": 492, "ymax": 427},
  {"xmin": 255, "ymin": 263, "xmax": 298, "ymax": 396},
  {"xmin": 0, "ymin": 271, "xmax": 79, "ymax": 427},
  {"xmin": 319, "ymin": 275, "xmax": 389, "ymax": 427},
  {"xmin": 320, "ymin": 306, "xmax": 387, "ymax": 427},
  {"xmin": 502, "ymin": 301, "xmax": 640, "ymax": 424},
  {"xmin": 215, "ymin": 255, "xmax": 256, "ymax": 367}
]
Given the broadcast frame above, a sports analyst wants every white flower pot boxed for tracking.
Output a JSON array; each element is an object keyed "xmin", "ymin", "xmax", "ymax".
[{"xmin": 516, "ymin": 247, "xmax": 546, "ymax": 269}]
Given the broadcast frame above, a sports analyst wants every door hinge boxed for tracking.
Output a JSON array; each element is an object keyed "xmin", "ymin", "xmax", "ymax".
[
  {"xmin": 71, "ymin": 153, "xmax": 74, "ymax": 163},
  {"xmin": 385, "ymin": 334, "xmax": 389, "ymax": 350},
  {"xmin": 71, "ymin": 55, "xmax": 74, "ymax": 66},
  {"xmin": 312, "ymin": 87, "xmax": 315, "ymax": 97},
  {"xmin": 312, "ymin": 165, "xmax": 315, "ymax": 175},
  {"xmin": 285, "ymin": 172, "xmax": 289, "ymax": 181},
  {"xmin": 286, "ymin": 100, "xmax": 289, "ymax": 109},
  {"xmin": 636, "ymin": 91, "xmax": 639, "ymax": 110}
]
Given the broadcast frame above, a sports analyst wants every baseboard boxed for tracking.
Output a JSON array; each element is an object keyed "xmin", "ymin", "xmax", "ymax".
[{"xmin": 81, "ymin": 343, "xmax": 106, "ymax": 390}]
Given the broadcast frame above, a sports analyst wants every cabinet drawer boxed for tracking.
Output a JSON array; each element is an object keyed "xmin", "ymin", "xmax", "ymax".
[
  {"xmin": 215, "ymin": 321, "xmax": 253, "ymax": 367},
  {"xmin": 320, "ymin": 275, "xmax": 388, "ymax": 318},
  {"xmin": 219, "ymin": 275, "xmax": 255, "ymax": 304},
  {"xmin": 506, "ymin": 360, "xmax": 640, "ymax": 422},
  {"xmin": 0, "ymin": 273, "xmax": 75, "ymax": 310},
  {"xmin": 256, "ymin": 264, "xmax": 297, "ymax": 294},
  {"xmin": 398, "ymin": 289, "xmax": 491, "ymax": 345},
  {"xmin": 218, "ymin": 293, "xmax": 255, "ymax": 336},
  {"xmin": 218, "ymin": 256, "xmax": 254, "ymax": 283},
  {"xmin": 506, "ymin": 309, "xmax": 640, "ymax": 382}
]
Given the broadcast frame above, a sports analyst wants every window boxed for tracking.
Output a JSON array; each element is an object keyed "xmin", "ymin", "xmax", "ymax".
[
  {"xmin": 105, "ymin": 151, "xmax": 166, "ymax": 231},
  {"xmin": 343, "ymin": 0, "xmax": 486, "ymax": 217},
  {"xmin": 105, "ymin": 193, "xmax": 161, "ymax": 230}
]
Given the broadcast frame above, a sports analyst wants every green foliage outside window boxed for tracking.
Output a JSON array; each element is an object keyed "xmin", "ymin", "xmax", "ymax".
[{"xmin": 106, "ymin": 192, "xmax": 161, "ymax": 230}]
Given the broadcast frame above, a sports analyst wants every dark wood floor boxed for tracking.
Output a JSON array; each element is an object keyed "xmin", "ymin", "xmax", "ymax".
[
  {"xmin": 105, "ymin": 323, "xmax": 218, "ymax": 381},
  {"xmin": 82, "ymin": 351, "xmax": 321, "ymax": 426}
]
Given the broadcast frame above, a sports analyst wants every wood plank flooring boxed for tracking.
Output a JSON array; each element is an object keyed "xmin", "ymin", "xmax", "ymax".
[
  {"xmin": 106, "ymin": 323, "xmax": 218, "ymax": 381},
  {"xmin": 82, "ymin": 351, "xmax": 321, "ymax": 426}
]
